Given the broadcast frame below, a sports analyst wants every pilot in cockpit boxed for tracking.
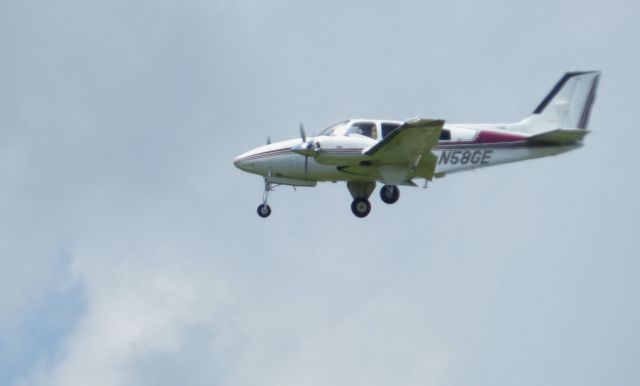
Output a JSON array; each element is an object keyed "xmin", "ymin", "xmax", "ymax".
[{"xmin": 350, "ymin": 122, "xmax": 377, "ymax": 139}]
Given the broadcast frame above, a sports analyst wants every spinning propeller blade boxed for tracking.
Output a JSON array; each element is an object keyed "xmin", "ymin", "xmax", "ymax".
[
  {"xmin": 299, "ymin": 122, "xmax": 307, "ymax": 143},
  {"xmin": 301, "ymin": 123, "xmax": 309, "ymax": 176},
  {"xmin": 290, "ymin": 122, "xmax": 317, "ymax": 177}
]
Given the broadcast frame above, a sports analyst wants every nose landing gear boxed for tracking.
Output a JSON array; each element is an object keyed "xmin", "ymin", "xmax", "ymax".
[
  {"xmin": 257, "ymin": 179, "xmax": 273, "ymax": 218},
  {"xmin": 257, "ymin": 203, "xmax": 271, "ymax": 218}
]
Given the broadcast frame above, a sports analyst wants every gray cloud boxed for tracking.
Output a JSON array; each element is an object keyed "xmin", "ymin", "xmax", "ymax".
[{"xmin": 1, "ymin": 0, "xmax": 639, "ymax": 385}]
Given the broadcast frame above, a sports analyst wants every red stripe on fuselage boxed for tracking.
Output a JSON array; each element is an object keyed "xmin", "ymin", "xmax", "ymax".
[
  {"xmin": 437, "ymin": 130, "xmax": 529, "ymax": 148},
  {"xmin": 475, "ymin": 130, "xmax": 528, "ymax": 143}
]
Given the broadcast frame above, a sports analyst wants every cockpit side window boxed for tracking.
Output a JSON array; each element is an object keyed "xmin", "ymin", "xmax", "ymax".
[
  {"xmin": 347, "ymin": 122, "xmax": 378, "ymax": 139},
  {"xmin": 318, "ymin": 120, "xmax": 349, "ymax": 136},
  {"xmin": 381, "ymin": 123, "xmax": 400, "ymax": 138},
  {"xmin": 439, "ymin": 129, "xmax": 451, "ymax": 141}
]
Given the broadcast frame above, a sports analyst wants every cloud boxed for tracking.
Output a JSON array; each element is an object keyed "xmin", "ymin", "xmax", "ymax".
[{"xmin": 2, "ymin": 0, "xmax": 640, "ymax": 385}]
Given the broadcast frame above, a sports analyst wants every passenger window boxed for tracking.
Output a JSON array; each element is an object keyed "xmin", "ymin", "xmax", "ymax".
[
  {"xmin": 381, "ymin": 123, "xmax": 400, "ymax": 138},
  {"xmin": 439, "ymin": 129, "xmax": 451, "ymax": 141},
  {"xmin": 347, "ymin": 122, "xmax": 378, "ymax": 139}
]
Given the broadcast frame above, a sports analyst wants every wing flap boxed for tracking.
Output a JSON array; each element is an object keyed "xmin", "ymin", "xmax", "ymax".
[{"xmin": 413, "ymin": 152, "xmax": 439, "ymax": 180}]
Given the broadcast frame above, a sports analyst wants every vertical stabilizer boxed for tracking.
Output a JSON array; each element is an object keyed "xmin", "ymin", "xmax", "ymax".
[{"xmin": 532, "ymin": 71, "xmax": 601, "ymax": 129}]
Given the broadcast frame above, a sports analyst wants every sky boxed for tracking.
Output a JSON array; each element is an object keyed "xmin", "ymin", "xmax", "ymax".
[{"xmin": 1, "ymin": 0, "xmax": 639, "ymax": 385}]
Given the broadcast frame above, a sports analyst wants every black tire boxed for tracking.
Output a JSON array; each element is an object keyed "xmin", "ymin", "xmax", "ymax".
[
  {"xmin": 351, "ymin": 198, "xmax": 371, "ymax": 218},
  {"xmin": 380, "ymin": 185, "xmax": 400, "ymax": 204},
  {"xmin": 257, "ymin": 204, "xmax": 271, "ymax": 218}
]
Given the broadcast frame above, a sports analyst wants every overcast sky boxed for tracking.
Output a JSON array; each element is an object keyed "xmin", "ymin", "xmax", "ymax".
[{"xmin": 1, "ymin": 0, "xmax": 639, "ymax": 385}]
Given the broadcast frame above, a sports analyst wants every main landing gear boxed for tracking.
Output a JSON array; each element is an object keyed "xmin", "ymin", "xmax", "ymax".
[
  {"xmin": 380, "ymin": 184, "xmax": 400, "ymax": 204},
  {"xmin": 347, "ymin": 181, "xmax": 376, "ymax": 218},
  {"xmin": 347, "ymin": 182, "xmax": 400, "ymax": 218},
  {"xmin": 347, "ymin": 181, "xmax": 375, "ymax": 218},
  {"xmin": 351, "ymin": 197, "xmax": 371, "ymax": 218}
]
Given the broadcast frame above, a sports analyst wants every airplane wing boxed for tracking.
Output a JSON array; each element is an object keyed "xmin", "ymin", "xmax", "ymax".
[
  {"xmin": 365, "ymin": 119, "xmax": 444, "ymax": 162},
  {"xmin": 362, "ymin": 119, "xmax": 444, "ymax": 183}
]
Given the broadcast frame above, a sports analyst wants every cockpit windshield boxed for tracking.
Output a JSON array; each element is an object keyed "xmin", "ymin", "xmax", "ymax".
[{"xmin": 318, "ymin": 120, "xmax": 349, "ymax": 136}]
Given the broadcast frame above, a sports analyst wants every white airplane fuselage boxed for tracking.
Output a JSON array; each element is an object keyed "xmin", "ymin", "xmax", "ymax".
[
  {"xmin": 234, "ymin": 71, "xmax": 599, "ymax": 218},
  {"xmin": 234, "ymin": 120, "xmax": 581, "ymax": 182}
]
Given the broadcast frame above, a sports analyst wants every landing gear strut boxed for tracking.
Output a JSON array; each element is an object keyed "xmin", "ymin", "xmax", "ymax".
[
  {"xmin": 380, "ymin": 185, "xmax": 400, "ymax": 204},
  {"xmin": 257, "ymin": 179, "xmax": 273, "ymax": 218}
]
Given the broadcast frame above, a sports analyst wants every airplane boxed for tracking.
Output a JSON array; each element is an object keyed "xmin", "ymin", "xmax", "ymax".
[{"xmin": 234, "ymin": 71, "xmax": 600, "ymax": 218}]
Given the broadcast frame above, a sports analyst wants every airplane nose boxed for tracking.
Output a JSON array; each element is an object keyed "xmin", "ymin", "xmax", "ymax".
[
  {"xmin": 233, "ymin": 156, "xmax": 246, "ymax": 170},
  {"xmin": 234, "ymin": 146, "xmax": 268, "ymax": 174},
  {"xmin": 234, "ymin": 152, "xmax": 256, "ymax": 172}
]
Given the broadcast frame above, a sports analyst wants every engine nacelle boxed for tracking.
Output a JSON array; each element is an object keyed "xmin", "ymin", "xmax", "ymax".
[{"xmin": 314, "ymin": 135, "xmax": 374, "ymax": 166}]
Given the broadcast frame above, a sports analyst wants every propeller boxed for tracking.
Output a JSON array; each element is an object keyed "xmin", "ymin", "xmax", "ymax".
[
  {"xmin": 299, "ymin": 122, "xmax": 306, "ymax": 143},
  {"xmin": 291, "ymin": 122, "xmax": 317, "ymax": 177},
  {"xmin": 301, "ymin": 123, "xmax": 310, "ymax": 176}
]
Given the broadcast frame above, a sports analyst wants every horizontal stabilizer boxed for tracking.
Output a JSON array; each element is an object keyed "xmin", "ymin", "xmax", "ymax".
[{"xmin": 527, "ymin": 128, "xmax": 589, "ymax": 145}]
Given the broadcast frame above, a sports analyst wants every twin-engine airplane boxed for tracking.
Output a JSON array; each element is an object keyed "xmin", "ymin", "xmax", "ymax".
[{"xmin": 234, "ymin": 71, "xmax": 600, "ymax": 218}]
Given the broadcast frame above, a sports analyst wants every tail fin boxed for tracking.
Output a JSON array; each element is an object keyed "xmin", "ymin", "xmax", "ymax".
[{"xmin": 532, "ymin": 71, "xmax": 601, "ymax": 129}]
